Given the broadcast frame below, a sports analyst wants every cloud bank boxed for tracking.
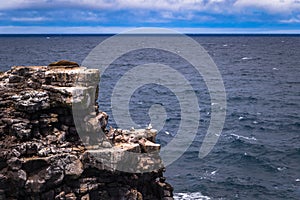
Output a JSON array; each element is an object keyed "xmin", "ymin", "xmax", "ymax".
[
  {"xmin": 1, "ymin": 0, "xmax": 300, "ymax": 12},
  {"xmin": 0, "ymin": 0, "xmax": 299, "ymax": 33}
]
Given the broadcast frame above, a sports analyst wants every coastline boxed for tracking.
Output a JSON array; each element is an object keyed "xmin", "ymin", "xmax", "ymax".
[{"xmin": 0, "ymin": 64, "xmax": 173, "ymax": 199}]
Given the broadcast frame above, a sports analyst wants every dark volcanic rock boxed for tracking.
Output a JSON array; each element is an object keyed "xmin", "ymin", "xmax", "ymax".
[
  {"xmin": 48, "ymin": 60, "xmax": 80, "ymax": 68},
  {"xmin": 0, "ymin": 65, "xmax": 173, "ymax": 200}
]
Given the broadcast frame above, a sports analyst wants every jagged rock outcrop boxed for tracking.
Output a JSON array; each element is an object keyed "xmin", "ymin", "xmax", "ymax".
[{"xmin": 0, "ymin": 64, "xmax": 173, "ymax": 200}]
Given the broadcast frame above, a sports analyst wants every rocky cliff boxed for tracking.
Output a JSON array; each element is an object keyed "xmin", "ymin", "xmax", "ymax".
[{"xmin": 0, "ymin": 64, "xmax": 173, "ymax": 200}]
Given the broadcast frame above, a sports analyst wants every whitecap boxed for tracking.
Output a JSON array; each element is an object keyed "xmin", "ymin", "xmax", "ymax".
[
  {"xmin": 174, "ymin": 192, "xmax": 211, "ymax": 200},
  {"xmin": 211, "ymin": 170, "xmax": 218, "ymax": 175},
  {"xmin": 241, "ymin": 57, "xmax": 252, "ymax": 60},
  {"xmin": 239, "ymin": 116, "xmax": 244, "ymax": 120},
  {"xmin": 272, "ymin": 68, "xmax": 279, "ymax": 70},
  {"xmin": 253, "ymin": 121, "xmax": 258, "ymax": 124},
  {"xmin": 277, "ymin": 167, "xmax": 286, "ymax": 171},
  {"xmin": 223, "ymin": 44, "xmax": 228, "ymax": 47},
  {"xmin": 296, "ymin": 179, "xmax": 300, "ymax": 182},
  {"xmin": 165, "ymin": 131, "xmax": 170, "ymax": 135},
  {"xmin": 230, "ymin": 133, "xmax": 257, "ymax": 141}
]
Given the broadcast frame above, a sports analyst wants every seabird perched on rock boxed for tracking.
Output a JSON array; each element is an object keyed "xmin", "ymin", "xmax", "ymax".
[{"xmin": 146, "ymin": 123, "xmax": 152, "ymax": 130}]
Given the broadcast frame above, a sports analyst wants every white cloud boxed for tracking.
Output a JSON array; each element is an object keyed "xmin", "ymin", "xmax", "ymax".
[
  {"xmin": 0, "ymin": 0, "xmax": 206, "ymax": 11},
  {"xmin": 160, "ymin": 11, "xmax": 195, "ymax": 20},
  {"xmin": 119, "ymin": 0, "xmax": 204, "ymax": 10},
  {"xmin": 68, "ymin": 0, "xmax": 207, "ymax": 11},
  {"xmin": 0, "ymin": 26, "xmax": 131, "ymax": 34},
  {"xmin": 2, "ymin": 0, "xmax": 300, "ymax": 14},
  {"xmin": 2, "ymin": 0, "xmax": 300, "ymax": 28},
  {"xmin": 1, "ymin": 0, "xmax": 300, "ymax": 13},
  {"xmin": 234, "ymin": 0, "xmax": 300, "ymax": 13},
  {"xmin": 0, "ymin": 0, "xmax": 48, "ymax": 10},
  {"xmin": 11, "ymin": 17, "xmax": 49, "ymax": 22},
  {"xmin": 280, "ymin": 15, "xmax": 300, "ymax": 23},
  {"xmin": 1, "ymin": 25, "xmax": 300, "ymax": 34},
  {"xmin": 0, "ymin": 0, "xmax": 234, "ymax": 12}
]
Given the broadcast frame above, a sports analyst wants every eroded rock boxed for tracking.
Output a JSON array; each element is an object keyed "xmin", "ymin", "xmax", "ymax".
[{"xmin": 0, "ymin": 64, "xmax": 173, "ymax": 200}]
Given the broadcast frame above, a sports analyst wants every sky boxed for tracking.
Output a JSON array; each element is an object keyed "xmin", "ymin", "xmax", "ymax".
[{"xmin": 0, "ymin": 0, "xmax": 300, "ymax": 34}]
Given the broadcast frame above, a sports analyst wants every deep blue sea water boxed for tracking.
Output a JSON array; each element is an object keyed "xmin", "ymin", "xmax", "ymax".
[{"xmin": 0, "ymin": 35, "xmax": 299, "ymax": 199}]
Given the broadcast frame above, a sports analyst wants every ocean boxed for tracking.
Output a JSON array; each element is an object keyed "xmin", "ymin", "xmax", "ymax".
[{"xmin": 0, "ymin": 34, "xmax": 299, "ymax": 199}]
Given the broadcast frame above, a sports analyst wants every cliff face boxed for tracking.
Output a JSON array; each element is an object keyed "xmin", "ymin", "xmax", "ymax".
[{"xmin": 0, "ymin": 65, "xmax": 173, "ymax": 200}]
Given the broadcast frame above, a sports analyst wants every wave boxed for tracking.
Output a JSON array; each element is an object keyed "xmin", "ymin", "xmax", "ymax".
[
  {"xmin": 240, "ymin": 56, "xmax": 261, "ymax": 61},
  {"xmin": 174, "ymin": 192, "xmax": 211, "ymax": 200},
  {"xmin": 241, "ymin": 56, "xmax": 253, "ymax": 60},
  {"xmin": 230, "ymin": 133, "xmax": 257, "ymax": 141},
  {"xmin": 228, "ymin": 95, "xmax": 258, "ymax": 102}
]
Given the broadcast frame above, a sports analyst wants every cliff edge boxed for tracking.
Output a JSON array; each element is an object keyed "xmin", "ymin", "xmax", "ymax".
[{"xmin": 0, "ymin": 64, "xmax": 173, "ymax": 200}]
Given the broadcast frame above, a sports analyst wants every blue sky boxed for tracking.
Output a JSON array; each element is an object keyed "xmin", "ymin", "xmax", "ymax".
[{"xmin": 0, "ymin": 0, "xmax": 300, "ymax": 33}]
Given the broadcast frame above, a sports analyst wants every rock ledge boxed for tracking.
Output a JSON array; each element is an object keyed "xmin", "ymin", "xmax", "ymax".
[{"xmin": 0, "ymin": 65, "xmax": 173, "ymax": 200}]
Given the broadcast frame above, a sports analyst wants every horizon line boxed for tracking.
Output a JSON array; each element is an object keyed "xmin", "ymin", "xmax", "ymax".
[
  {"xmin": 1, "ymin": 26, "xmax": 300, "ymax": 35},
  {"xmin": 0, "ymin": 32, "xmax": 300, "ymax": 36}
]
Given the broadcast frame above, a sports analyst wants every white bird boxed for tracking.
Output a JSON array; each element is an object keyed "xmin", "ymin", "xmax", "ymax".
[{"xmin": 146, "ymin": 123, "xmax": 152, "ymax": 130}]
